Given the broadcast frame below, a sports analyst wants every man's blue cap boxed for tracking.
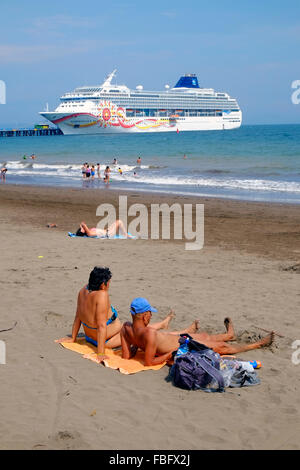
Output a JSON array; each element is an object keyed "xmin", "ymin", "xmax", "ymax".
[{"xmin": 130, "ymin": 297, "xmax": 158, "ymax": 315}]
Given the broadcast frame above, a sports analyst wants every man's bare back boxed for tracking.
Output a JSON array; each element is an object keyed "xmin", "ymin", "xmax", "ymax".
[{"xmin": 122, "ymin": 323, "xmax": 181, "ymax": 355}]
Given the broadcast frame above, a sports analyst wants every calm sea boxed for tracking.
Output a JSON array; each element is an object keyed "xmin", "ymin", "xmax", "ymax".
[{"xmin": 1, "ymin": 124, "xmax": 300, "ymax": 203}]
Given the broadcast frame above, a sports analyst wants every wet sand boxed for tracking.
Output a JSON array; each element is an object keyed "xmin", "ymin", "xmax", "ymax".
[{"xmin": 0, "ymin": 184, "xmax": 299, "ymax": 449}]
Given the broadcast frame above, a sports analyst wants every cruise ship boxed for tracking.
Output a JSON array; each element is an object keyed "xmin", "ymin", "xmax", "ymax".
[{"xmin": 40, "ymin": 70, "xmax": 242, "ymax": 135}]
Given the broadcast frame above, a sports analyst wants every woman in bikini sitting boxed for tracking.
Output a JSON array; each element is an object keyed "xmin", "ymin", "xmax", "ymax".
[{"xmin": 55, "ymin": 267, "xmax": 176, "ymax": 363}]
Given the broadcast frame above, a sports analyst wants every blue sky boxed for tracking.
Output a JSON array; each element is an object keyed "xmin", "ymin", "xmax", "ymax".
[{"xmin": 0, "ymin": 0, "xmax": 300, "ymax": 126}]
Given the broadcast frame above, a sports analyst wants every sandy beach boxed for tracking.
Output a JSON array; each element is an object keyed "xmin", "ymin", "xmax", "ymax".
[{"xmin": 0, "ymin": 184, "xmax": 299, "ymax": 450}]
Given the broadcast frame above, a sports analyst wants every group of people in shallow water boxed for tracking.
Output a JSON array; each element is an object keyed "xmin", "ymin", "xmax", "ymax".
[
  {"xmin": 56, "ymin": 266, "xmax": 275, "ymax": 366},
  {"xmin": 81, "ymin": 156, "xmax": 142, "ymax": 183},
  {"xmin": 81, "ymin": 163, "xmax": 105, "ymax": 181}
]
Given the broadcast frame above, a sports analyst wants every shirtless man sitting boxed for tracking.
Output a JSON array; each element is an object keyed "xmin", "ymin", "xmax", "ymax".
[
  {"xmin": 121, "ymin": 298, "xmax": 275, "ymax": 366},
  {"xmin": 56, "ymin": 268, "xmax": 178, "ymax": 363}
]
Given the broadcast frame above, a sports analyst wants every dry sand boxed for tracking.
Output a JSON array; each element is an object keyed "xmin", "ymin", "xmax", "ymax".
[{"xmin": 0, "ymin": 184, "xmax": 299, "ymax": 450}]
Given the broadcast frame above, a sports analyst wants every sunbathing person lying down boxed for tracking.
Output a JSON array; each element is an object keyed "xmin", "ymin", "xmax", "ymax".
[
  {"xmin": 120, "ymin": 298, "xmax": 275, "ymax": 366},
  {"xmin": 56, "ymin": 267, "xmax": 178, "ymax": 363},
  {"xmin": 76, "ymin": 220, "xmax": 134, "ymax": 238}
]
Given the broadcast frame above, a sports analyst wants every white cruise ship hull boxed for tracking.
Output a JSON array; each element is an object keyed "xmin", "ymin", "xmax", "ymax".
[
  {"xmin": 40, "ymin": 111, "xmax": 242, "ymax": 135},
  {"xmin": 40, "ymin": 71, "xmax": 242, "ymax": 135}
]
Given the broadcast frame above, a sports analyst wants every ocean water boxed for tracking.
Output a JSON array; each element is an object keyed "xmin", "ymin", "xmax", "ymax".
[{"xmin": 1, "ymin": 124, "xmax": 300, "ymax": 203}]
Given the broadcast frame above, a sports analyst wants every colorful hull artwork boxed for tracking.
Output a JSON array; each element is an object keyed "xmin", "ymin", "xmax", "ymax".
[{"xmin": 51, "ymin": 101, "xmax": 173, "ymax": 131}]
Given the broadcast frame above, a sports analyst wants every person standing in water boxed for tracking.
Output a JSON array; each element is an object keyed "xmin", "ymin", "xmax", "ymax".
[
  {"xmin": 82, "ymin": 163, "xmax": 87, "ymax": 179},
  {"xmin": 85, "ymin": 165, "xmax": 91, "ymax": 179},
  {"xmin": 1, "ymin": 167, "xmax": 7, "ymax": 182},
  {"xmin": 97, "ymin": 163, "xmax": 101, "ymax": 179},
  {"xmin": 104, "ymin": 166, "xmax": 110, "ymax": 184},
  {"xmin": 137, "ymin": 156, "xmax": 141, "ymax": 165}
]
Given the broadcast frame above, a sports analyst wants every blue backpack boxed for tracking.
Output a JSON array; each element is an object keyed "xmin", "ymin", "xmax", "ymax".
[{"xmin": 171, "ymin": 335, "xmax": 225, "ymax": 392}]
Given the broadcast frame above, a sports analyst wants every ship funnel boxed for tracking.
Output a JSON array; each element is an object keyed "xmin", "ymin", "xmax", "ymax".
[{"xmin": 174, "ymin": 74, "xmax": 199, "ymax": 89}]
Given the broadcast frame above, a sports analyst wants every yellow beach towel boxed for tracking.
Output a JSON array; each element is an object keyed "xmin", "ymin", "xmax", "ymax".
[{"xmin": 58, "ymin": 337, "xmax": 166, "ymax": 375}]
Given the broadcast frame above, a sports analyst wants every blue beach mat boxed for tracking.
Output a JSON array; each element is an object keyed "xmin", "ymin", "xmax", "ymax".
[{"xmin": 68, "ymin": 232, "xmax": 135, "ymax": 239}]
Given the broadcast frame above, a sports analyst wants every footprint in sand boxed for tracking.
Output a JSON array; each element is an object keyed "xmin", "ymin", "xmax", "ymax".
[
  {"xmin": 238, "ymin": 330, "xmax": 261, "ymax": 343},
  {"xmin": 282, "ymin": 263, "xmax": 300, "ymax": 273},
  {"xmin": 37, "ymin": 430, "xmax": 90, "ymax": 450},
  {"xmin": 44, "ymin": 311, "xmax": 70, "ymax": 329},
  {"xmin": 56, "ymin": 430, "xmax": 76, "ymax": 441}
]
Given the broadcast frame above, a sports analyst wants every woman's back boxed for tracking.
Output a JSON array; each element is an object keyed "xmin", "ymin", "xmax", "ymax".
[{"xmin": 78, "ymin": 286, "xmax": 110, "ymax": 327}]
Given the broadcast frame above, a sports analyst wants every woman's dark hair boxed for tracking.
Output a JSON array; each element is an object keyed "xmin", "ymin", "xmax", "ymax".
[
  {"xmin": 76, "ymin": 228, "xmax": 85, "ymax": 237},
  {"xmin": 88, "ymin": 267, "xmax": 112, "ymax": 291}
]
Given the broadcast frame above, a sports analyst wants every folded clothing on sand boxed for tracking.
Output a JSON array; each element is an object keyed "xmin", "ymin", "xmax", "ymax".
[{"xmin": 57, "ymin": 337, "xmax": 166, "ymax": 374}]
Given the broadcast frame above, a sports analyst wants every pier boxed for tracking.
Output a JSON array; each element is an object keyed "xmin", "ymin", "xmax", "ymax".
[{"xmin": 0, "ymin": 126, "xmax": 63, "ymax": 137}]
